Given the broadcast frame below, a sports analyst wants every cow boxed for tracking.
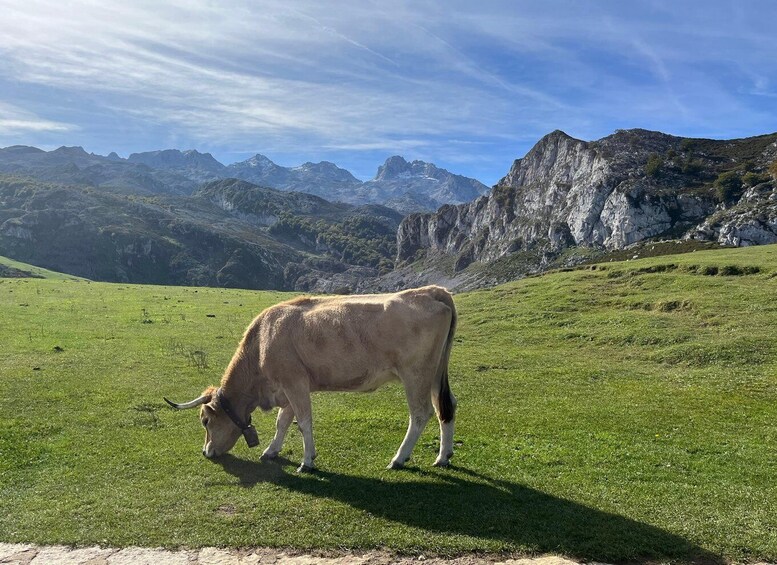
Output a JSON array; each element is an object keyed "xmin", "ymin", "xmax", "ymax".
[{"xmin": 165, "ymin": 285, "xmax": 458, "ymax": 472}]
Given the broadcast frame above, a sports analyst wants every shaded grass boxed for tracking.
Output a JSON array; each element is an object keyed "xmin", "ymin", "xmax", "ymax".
[{"xmin": 1, "ymin": 246, "xmax": 776, "ymax": 562}]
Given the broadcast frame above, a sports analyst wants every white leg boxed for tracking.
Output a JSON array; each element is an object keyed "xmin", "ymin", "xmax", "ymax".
[
  {"xmin": 296, "ymin": 415, "xmax": 316, "ymax": 472},
  {"xmin": 286, "ymin": 392, "xmax": 316, "ymax": 472},
  {"xmin": 388, "ymin": 386, "xmax": 433, "ymax": 469},
  {"xmin": 434, "ymin": 393, "xmax": 456, "ymax": 467},
  {"xmin": 262, "ymin": 405, "xmax": 294, "ymax": 460}
]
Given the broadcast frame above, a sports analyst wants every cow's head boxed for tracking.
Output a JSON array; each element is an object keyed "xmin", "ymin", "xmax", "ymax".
[{"xmin": 165, "ymin": 386, "xmax": 258, "ymax": 458}]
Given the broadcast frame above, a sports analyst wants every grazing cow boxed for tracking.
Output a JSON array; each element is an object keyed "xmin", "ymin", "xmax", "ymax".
[{"xmin": 165, "ymin": 285, "xmax": 458, "ymax": 472}]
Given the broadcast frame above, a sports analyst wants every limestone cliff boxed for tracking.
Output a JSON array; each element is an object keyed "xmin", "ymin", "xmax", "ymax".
[{"xmin": 395, "ymin": 129, "xmax": 777, "ymax": 281}]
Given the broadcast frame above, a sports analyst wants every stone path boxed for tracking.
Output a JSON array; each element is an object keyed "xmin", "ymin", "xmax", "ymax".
[{"xmin": 0, "ymin": 544, "xmax": 595, "ymax": 565}]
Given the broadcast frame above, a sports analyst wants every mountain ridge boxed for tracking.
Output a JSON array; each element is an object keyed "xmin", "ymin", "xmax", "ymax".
[{"xmin": 0, "ymin": 145, "xmax": 488, "ymax": 213}]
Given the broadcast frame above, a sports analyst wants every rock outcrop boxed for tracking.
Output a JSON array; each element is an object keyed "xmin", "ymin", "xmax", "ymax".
[
  {"xmin": 395, "ymin": 129, "xmax": 777, "ymax": 286},
  {"xmin": 687, "ymin": 182, "xmax": 777, "ymax": 246}
]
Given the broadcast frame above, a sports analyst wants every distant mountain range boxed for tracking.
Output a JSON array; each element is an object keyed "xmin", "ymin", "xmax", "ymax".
[
  {"xmin": 0, "ymin": 145, "xmax": 490, "ymax": 213},
  {"xmin": 2, "ymin": 129, "xmax": 775, "ymax": 294}
]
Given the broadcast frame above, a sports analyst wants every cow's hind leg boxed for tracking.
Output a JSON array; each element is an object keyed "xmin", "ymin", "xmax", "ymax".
[
  {"xmin": 388, "ymin": 379, "xmax": 434, "ymax": 469},
  {"xmin": 262, "ymin": 405, "xmax": 295, "ymax": 460},
  {"xmin": 432, "ymin": 390, "xmax": 457, "ymax": 467}
]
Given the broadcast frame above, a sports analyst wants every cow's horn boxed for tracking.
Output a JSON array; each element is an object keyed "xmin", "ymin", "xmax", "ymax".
[{"xmin": 164, "ymin": 394, "xmax": 210, "ymax": 410}]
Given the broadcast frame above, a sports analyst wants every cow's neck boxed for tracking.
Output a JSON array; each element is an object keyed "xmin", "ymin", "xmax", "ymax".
[
  {"xmin": 219, "ymin": 329, "xmax": 271, "ymax": 417},
  {"xmin": 220, "ymin": 380, "xmax": 259, "ymax": 421}
]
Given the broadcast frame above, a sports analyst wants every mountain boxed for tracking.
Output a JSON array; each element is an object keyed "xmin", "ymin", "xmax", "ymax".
[
  {"xmin": 226, "ymin": 153, "xmax": 488, "ymax": 213},
  {"xmin": 0, "ymin": 145, "xmax": 488, "ymax": 213},
  {"xmin": 127, "ymin": 149, "xmax": 227, "ymax": 183},
  {"xmin": 225, "ymin": 155, "xmax": 362, "ymax": 199},
  {"xmin": 3, "ymin": 129, "xmax": 775, "ymax": 295},
  {"xmin": 196, "ymin": 178, "xmax": 402, "ymax": 291},
  {"xmin": 365, "ymin": 156, "xmax": 490, "ymax": 212},
  {"xmin": 0, "ymin": 174, "xmax": 402, "ymax": 292},
  {"xmin": 385, "ymin": 129, "xmax": 777, "ymax": 291},
  {"xmin": 0, "ymin": 175, "xmax": 290, "ymax": 288},
  {"xmin": 0, "ymin": 145, "xmax": 200, "ymax": 195}
]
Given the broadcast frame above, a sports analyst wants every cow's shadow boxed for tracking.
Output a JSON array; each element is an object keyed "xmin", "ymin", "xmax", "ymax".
[{"xmin": 214, "ymin": 454, "xmax": 721, "ymax": 564}]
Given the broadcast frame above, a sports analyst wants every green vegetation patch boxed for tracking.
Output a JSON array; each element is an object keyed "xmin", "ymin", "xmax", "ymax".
[{"xmin": 1, "ymin": 245, "xmax": 776, "ymax": 562}]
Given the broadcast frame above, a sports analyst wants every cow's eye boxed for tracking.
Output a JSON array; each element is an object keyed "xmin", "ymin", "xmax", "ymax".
[{"xmin": 202, "ymin": 418, "xmax": 209, "ymax": 427}]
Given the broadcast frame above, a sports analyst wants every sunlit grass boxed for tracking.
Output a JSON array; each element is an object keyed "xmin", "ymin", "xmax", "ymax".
[{"xmin": 1, "ymin": 245, "xmax": 776, "ymax": 562}]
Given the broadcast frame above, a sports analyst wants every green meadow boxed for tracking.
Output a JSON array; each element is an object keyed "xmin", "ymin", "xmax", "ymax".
[{"xmin": 1, "ymin": 246, "xmax": 775, "ymax": 563}]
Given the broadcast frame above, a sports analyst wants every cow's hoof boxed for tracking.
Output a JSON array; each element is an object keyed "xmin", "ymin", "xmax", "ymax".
[
  {"xmin": 261, "ymin": 450, "xmax": 279, "ymax": 461},
  {"xmin": 387, "ymin": 456, "xmax": 409, "ymax": 470},
  {"xmin": 433, "ymin": 452, "xmax": 453, "ymax": 467},
  {"xmin": 297, "ymin": 463, "xmax": 315, "ymax": 473}
]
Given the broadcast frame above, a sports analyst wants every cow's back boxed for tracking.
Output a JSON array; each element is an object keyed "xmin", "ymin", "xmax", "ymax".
[{"xmin": 259, "ymin": 287, "xmax": 454, "ymax": 391}]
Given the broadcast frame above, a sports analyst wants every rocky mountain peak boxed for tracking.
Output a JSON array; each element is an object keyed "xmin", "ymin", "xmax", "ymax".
[
  {"xmin": 242, "ymin": 154, "xmax": 276, "ymax": 170},
  {"xmin": 53, "ymin": 146, "xmax": 89, "ymax": 156},
  {"xmin": 128, "ymin": 148, "xmax": 220, "ymax": 169},
  {"xmin": 292, "ymin": 161, "xmax": 360, "ymax": 184},
  {"xmin": 375, "ymin": 156, "xmax": 411, "ymax": 180}
]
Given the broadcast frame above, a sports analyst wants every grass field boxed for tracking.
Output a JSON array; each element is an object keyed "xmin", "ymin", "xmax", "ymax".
[{"xmin": 1, "ymin": 246, "xmax": 776, "ymax": 563}]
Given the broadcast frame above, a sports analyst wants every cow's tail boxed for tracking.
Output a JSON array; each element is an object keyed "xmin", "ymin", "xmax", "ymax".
[{"xmin": 433, "ymin": 288, "xmax": 457, "ymax": 423}]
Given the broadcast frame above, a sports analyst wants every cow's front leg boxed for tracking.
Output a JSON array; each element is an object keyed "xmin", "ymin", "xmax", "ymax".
[
  {"xmin": 262, "ymin": 405, "xmax": 295, "ymax": 460},
  {"xmin": 286, "ymin": 388, "xmax": 316, "ymax": 472},
  {"xmin": 296, "ymin": 417, "xmax": 316, "ymax": 472}
]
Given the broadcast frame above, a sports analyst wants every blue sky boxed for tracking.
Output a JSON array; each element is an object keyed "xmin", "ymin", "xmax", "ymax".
[{"xmin": 0, "ymin": 0, "xmax": 775, "ymax": 185}]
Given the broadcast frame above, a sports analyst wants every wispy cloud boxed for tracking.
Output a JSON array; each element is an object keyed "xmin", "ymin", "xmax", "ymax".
[
  {"xmin": 0, "ymin": 0, "xmax": 775, "ymax": 184},
  {"xmin": 0, "ymin": 102, "xmax": 75, "ymax": 133}
]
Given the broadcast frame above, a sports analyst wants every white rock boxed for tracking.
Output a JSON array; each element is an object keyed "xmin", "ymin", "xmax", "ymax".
[
  {"xmin": 107, "ymin": 547, "xmax": 191, "ymax": 565},
  {"xmin": 30, "ymin": 545, "xmax": 114, "ymax": 564}
]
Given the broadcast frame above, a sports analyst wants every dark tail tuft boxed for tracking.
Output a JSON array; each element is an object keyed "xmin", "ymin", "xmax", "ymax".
[
  {"xmin": 436, "ymin": 288, "xmax": 457, "ymax": 423},
  {"xmin": 439, "ymin": 367, "xmax": 454, "ymax": 423}
]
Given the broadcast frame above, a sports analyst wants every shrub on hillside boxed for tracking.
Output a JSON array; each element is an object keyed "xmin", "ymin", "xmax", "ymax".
[
  {"xmin": 681, "ymin": 158, "xmax": 704, "ymax": 175},
  {"xmin": 742, "ymin": 171, "xmax": 771, "ymax": 187},
  {"xmin": 645, "ymin": 154, "xmax": 663, "ymax": 177},
  {"xmin": 714, "ymin": 171, "xmax": 743, "ymax": 203}
]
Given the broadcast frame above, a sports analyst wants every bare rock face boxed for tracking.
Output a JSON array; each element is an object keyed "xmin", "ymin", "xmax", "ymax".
[
  {"xmin": 687, "ymin": 182, "xmax": 777, "ymax": 246},
  {"xmin": 396, "ymin": 129, "xmax": 776, "ymax": 275}
]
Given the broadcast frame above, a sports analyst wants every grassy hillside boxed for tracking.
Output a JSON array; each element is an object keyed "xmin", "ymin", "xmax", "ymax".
[
  {"xmin": 0, "ymin": 254, "xmax": 86, "ymax": 280},
  {"xmin": 1, "ymin": 247, "xmax": 775, "ymax": 562}
]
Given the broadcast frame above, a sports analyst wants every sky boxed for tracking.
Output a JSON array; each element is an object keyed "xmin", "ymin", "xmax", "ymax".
[{"xmin": 0, "ymin": 1, "xmax": 775, "ymax": 185}]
